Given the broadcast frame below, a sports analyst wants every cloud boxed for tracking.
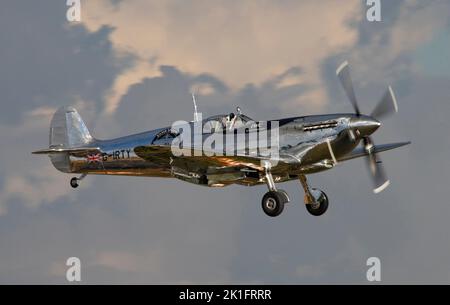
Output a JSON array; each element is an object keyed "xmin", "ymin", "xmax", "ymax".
[
  {"xmin": 0, "ymin": 110, "xmax": 75, "ymax": 215},
  {"xmin": 325, "ymin": 0, "xmax": 450, "ymax": 89},
  {"xmin": 2, "ymin": 0, "xmax": 450, "ymax": 285},
  {"xmin": 110, "ymin": 65, "xmax": 313, "ymax": 136},
  {"xmin": 0, "ymin": 1, "xmax": 132, "ymax": 124},
  {"xmin": 0, "ymin": 167, "xmax": 71, "ymax": 215},
  {"xmin": 94, "ymin": 251, "xmax": 142, "ymax": 272},
  {"xmin": 81, "ymin": 0, "xmax": 450, "ymax": 117},
  {"xmin": 0, "ymin": 1, "xmax": 131, "ymax": 214},
  {"xmin": 81, "ymin": 0, "xmax": 362, "ymax": 113}
]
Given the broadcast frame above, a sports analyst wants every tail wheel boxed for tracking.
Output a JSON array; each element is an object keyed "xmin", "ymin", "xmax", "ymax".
[
  {"xmin": 262, "ymin": 191, "xmax": 285, "ymax": 217},
  {"xmin": 70, "ymin": 177, "xmax": 79, "ymax": 189},
  {"xmin": 305, "ymin": 189, "xmax": 329, "ymax": 216}
]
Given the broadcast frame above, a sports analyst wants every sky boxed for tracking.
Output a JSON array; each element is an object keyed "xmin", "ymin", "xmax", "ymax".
[{"xmin": 0, "ymin": 0, "xmax": 450, "ymax": 284}]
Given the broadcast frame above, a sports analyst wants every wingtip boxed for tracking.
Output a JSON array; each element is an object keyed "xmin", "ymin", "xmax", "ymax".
[{"xmin": 398, "ymin": 141, "xmax": 412, "ymax": 148}]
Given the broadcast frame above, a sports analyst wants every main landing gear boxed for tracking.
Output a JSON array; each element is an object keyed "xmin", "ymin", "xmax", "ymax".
[
  {"xmin": 261, "ymin": 162, "xmax": 290, "ymax": 217},
  {"xmin": 299, "ymin": 175, "xmax": 329, "ymax": 216},
  {"xmin": 70, "ymin": 174, "xmax": 87, "ymax": 189},
  {"xmin": 260, "ymin": 161, "xmax": 329, "ymax": 217}
]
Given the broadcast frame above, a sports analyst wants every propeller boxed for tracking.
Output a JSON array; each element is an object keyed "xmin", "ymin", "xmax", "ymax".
[
  {"xmin": 370, "ymin": 86, "xmax": 398, "ymax": 120},
  {"xmin": 336, "ymin": 61, "xmax": 398, "ymax": 193},
  {"xmin": 363, "ymin": 137, "xmax": 390, "ymax": 193},
  {"xmin": 336, "ymin": 61, "xmax": 360, "ymax": 115}
]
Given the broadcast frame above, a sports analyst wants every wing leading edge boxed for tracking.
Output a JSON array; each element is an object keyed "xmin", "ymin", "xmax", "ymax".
[{"xmin": 338, "ymin": 141, "xmax": 411, "ymax": 162}]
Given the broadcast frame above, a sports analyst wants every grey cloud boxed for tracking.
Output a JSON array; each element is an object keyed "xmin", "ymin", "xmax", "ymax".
[
  {"xmin": 2, "ymin": 0, "xmax": 450, "ymax": 285},
  {"xmin": 114, "ymin": 65, "xmax": 310, "ymax": 135},
  {"xmin": 0, "ymin": 0, "xmax": 133, "ymax": 124}
]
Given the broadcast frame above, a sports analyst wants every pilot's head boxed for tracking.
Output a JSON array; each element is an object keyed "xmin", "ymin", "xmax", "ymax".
[{"xmin": 228, "ymin": 113, "xmax": 235, "ymax": 121}]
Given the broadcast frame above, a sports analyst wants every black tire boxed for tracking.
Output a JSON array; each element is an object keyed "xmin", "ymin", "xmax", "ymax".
[
  {"xmin": 70, "ymin": 177, "xmax": 79, "ymax": 189},
  {"xmin": 262, "ymin": 191, "xmax": 285, "ymax": 217},
  {"xmin": 305, "ymin": 190, "xmax": 329, "ymax": 216},
  {"xmin": 277, "ymin": 189, "xmax": 290, "ymax": 204}
]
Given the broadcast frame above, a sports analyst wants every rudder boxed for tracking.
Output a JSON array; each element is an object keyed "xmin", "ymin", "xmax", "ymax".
[
  {"xmin": 48, "ymin": 106, "xmax": 93, "ymax": 173},
  {"xmin": 50, "ymin": 106, "xmax": 93, "ymax": 148}
]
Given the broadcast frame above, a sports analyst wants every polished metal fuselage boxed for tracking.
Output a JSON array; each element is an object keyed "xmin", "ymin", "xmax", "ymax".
[{"xmin": 64, "ymin": 113, "xmax": 378, "ymax": 187}]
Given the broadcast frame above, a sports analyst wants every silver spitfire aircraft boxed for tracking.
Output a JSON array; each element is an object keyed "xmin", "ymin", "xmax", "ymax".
[{"xmin": 33, "ymin": 62, "xmax": 410, "ymax": 217}]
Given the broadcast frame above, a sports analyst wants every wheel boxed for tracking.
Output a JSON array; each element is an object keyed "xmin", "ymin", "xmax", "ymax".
[
  {"xmin": 305, "ymin": 189, "xmax": 329, "ymax": 216},
  {"xmin": 262, "ymin": 191, "xmax": 285, "ymax": 217},
  {"xmin": 70, "ymin": 177, "xmax": 79, "ymax": 189},
  {"xmin": 277, "ymin": 189, "xmax": 290, "ymax": 204}
]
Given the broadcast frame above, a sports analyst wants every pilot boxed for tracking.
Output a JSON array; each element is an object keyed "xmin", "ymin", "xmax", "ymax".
[
  {"xmin": 226, "ymin": 112, "xmax": 236, "ymax": 130},
  {"xmin": 221, "ymin": 112, "xmax": 236, "ymax": 129},
  {"xmin": 221, "ymin": 116, "xmax": 227, "ymax": 129}
]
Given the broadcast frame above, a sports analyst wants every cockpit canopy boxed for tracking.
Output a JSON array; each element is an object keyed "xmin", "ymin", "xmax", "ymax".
[{"xmin": 203, "ymin": 113, "xmax": 254, "ymax": 133}]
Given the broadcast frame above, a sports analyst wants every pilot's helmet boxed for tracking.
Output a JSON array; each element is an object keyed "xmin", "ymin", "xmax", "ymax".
[{"xmin": 229, "ymin": 113, "xmax": 235, "ymax": 120}]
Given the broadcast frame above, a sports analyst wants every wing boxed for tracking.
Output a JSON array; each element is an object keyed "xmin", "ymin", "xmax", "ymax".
[
  {"xmin": 134, "ymin": 144, "xmax": 295, "ymax": 187},
  {"xmin": 338, "ymin": 141, "xmax": 411, "ymax": 162},
  {"xmin": 133, "ymin": 145, "xmax": 172, "ymax": 165},
  {"xmin": 134, "ymin": 145, "xmax": 291, "ymax": 172}
]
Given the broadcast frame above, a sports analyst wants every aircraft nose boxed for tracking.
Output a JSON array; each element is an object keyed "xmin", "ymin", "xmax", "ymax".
[{"xmin": 350, "ymin": 116, "xmax": 381, "ymax": 137}]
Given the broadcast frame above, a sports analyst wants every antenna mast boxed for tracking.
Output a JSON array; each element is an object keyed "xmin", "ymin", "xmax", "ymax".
[{"xmin": 192, "ymin": 93, "xmax": 199, "ymax": 122}]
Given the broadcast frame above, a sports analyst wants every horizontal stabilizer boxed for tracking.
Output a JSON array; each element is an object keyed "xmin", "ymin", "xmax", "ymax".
[
  {"xmin": 32, "ymin": 146, "xmax": 101, "ymax": 157},
  {"xmin": 338, "ymin": 141, "xmax": 411, "ymax": 162}
]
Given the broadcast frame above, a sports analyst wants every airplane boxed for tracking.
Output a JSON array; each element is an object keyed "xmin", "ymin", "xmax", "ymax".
[{"xmin": 32, "ymin": 61, "xmax": 410, "ymax": 217}]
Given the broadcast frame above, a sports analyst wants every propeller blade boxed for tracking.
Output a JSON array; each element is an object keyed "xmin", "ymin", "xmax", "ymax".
[
  {"xmin": 336, "ymin": 61, "xmax": 360, "ymax": 115},
  {"xmin": 364, "ymin": 137, "xmax": 390, "ymax": 193},
  {"xmin": 367, "ymin": 153, "xmax": 390, "ymax": 194},
  {"xmin": 370, "ymin": 86, "xmax": 398, "ymax": 120}
]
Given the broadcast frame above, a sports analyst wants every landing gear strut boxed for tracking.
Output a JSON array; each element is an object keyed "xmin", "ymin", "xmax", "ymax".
[
  {"xmin": 299, "ymin": 175, "xmax": 329, "ymax": 216},
  {"xmin": 261, "ymin": 161, "xmax": 289, "ymax": 217},
  {"xmin": 70, "ymin": 174, "xmax": 87, "ymax": 189}
]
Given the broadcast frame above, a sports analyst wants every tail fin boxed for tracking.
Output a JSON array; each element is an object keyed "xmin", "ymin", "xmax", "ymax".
[
  {"xmin": 50, "ymin": 106, "xmax": 93, "ymax": 148},
  {"xmin": 45, "ymin": 106, "xmax": 93, "ymax": 173}
]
